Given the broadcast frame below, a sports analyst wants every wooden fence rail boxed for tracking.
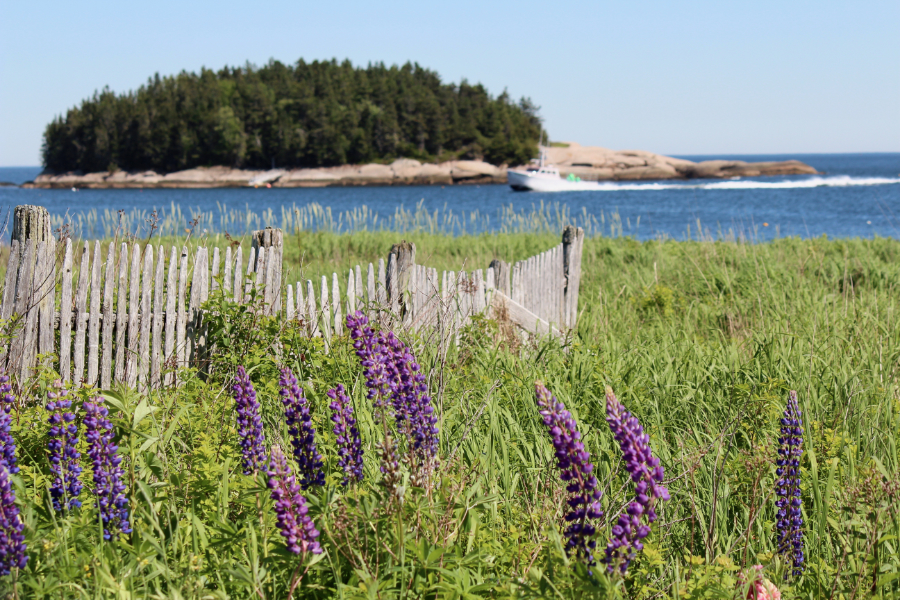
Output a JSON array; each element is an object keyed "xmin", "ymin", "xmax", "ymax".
[{"xmin": 0, "ymin": 205, "xmax": 583, "ymax": 389}]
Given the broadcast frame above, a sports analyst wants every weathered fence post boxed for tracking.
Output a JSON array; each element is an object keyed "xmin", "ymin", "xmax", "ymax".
[
  {"xmin": 12, "ymin": 205, "xmax": 52, "ymax": 245},
  {"xmin": 5, "ymin": 205, "xmax": 56, "ymax": 379},
  {"xmin": 562, "ymin": 225, "xmax": 585, "ymax": 329},
  {"xmin": 251, "ymin": 227, "xmax": 283, "ymax": 315},
  {"xmin": 387, "ymin": 241, "xmax": 415, "ymax": 322},
  {"xmin": 489, "ymin": 259, "xmax": 511, "ymax": 297}
]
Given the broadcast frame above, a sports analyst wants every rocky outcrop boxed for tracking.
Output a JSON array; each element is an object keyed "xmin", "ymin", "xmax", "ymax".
[
  {"xmin": 26, "ymin": 158, "xmax": 508, "ymax": 189},
  {"xmin": 542, "ymin": 142, "xmax": 816, "ymax": 181},
  {"xmin": 23, "ymin": 143, "xmax": 816, "ymax": 189}
]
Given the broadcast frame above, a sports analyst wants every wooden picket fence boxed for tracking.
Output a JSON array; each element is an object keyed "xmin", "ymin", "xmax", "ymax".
[
  {"xmin": 0, "ymin": 205, "xmax": 584, "ymax": 389},
  {"xmin": 284, "ymin": 223, "xmax": 584, "ymax": 343}
]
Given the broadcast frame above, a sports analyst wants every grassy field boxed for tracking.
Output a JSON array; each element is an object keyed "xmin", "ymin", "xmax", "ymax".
[{"xmin": 3, "ymin": 228, "xmax": 899, "ymax": 599}]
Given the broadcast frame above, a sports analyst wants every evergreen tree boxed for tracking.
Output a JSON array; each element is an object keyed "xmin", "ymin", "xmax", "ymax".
[{"xmin": 42, "ymin": 59, "xmax": 542, "ymax": 172}]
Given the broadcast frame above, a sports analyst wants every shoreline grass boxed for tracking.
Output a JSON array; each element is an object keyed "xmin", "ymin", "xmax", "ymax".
[{"xmin": 0, "ymin": 228, "xmax": 898, "ymax": 598}]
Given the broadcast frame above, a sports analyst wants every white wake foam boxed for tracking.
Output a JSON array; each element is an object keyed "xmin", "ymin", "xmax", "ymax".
[
  {"xmin": 551, "ymin": 175, "xmax": 900, "ymax": 192},
  {"xmin": 697, "ymin": 175, "xmax": 900, "ymax": 190}
]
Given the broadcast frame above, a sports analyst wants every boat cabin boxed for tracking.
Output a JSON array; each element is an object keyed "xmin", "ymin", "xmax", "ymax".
[{"xmin": 526, "ymin": 166, "xmax": 561, "ymax": 177}]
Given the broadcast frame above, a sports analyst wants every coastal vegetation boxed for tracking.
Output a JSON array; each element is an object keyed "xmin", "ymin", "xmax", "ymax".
[
  {"xmin": 1, "ymin": 218, "xmax": 899, "ymax": 598},
  {"xmin": 41, "ymin": 59, "xmax": 542, "ymax": 174}
]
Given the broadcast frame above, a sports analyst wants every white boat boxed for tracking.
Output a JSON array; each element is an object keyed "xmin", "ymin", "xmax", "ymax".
[
  {"xmin": 247, "ymin": 169, "xmax": 285, "ymax": 187},
  {"xmin": 507, "ymin": 146, "xmax": 600, "ymax": 192}
]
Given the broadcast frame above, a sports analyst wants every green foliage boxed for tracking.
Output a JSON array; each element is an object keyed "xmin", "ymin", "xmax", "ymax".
[
  {"xmin": 632, "ymin": 284, "xmax": 678, "ymax": 318},
  {"xmin": 4, "ymin": 232, "xmax": 900, "ymax": 598},
  {"xmin": 42, "ymin": 59, "xmax": 542, "ymax": 173}
]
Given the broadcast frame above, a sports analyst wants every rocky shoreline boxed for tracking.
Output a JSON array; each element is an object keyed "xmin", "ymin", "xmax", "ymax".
[{"xmin": 23, "ymin": 142, "xmax": 816, "ymax": 189}]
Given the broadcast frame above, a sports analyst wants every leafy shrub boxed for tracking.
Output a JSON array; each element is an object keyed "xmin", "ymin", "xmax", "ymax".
[{"xmin": 633, "ymin": 284, "xmax": 678, "ymax": 318}]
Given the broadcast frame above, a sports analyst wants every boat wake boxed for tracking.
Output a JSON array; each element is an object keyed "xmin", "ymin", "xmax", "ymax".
[
  {"xmin": 698, "ymin": 175, "xmax": 900, "ymax": 190},
  {"xmin": 544, "ymin": 175, "xmax": 900, "ymax": 192}
]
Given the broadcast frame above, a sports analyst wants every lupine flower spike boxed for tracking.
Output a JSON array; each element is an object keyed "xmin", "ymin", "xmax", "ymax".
[
  {"xmin": 346, "ymin": 312, "xmax": 392, "ymax": 413},
  {"xmin": 347, "ymin": 312, "xmax": 404, "ymax": 502},
  {"xmin": 776, "ymin": 391, "xmax": 804, "ymax": 576},
  {"xmin": 348, "ymin": 311, "xmax": 440, "ymax": 489},
  {"xmin": 267, "ymin": 445, "xmax": 322, "ymax": 555},
  {"xmin": 278, "ymin": 368, "xmax": 324, "ymax": 489},
  {"xmin": 46, "ymin": 381, "xmax": 82, "ymax": 510},
  {"xmin": 232, "ymin": 366, "xmax": 267, "ymax": 475},
  {"xmin": 83, "ymin": 398, "xmax": 131, "ymax": 540},
  {"xmin": 0, "ymin": 463, "xmax": 27, "ymax": 575},
  {"xmin": 603, "ymin": 386, "xmax": 670, "ymax": 574},
  {"xmin": 328, "ymin": 384, "xmax": 364, "ymax": 485},
  {"xmin": 0, "ymin": 371, "xmax": 18, "ymax": 474},
  {"xmin": 535, "ymin": 381, "xmax": 604, "ymax": 567},
  {"xmin": 383, "ymin": 334, "xmax": 440, "ymax": 484}
]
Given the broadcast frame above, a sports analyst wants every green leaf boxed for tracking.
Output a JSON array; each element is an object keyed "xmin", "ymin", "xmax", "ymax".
[
  {"xmin": 138, "ymin": 436, "xmax": 160, "ymax": 453},
  {"xmin": 162, "ymin": 403, "xmax": 193, "ymax": 446},
  {"xmin": 308, "ymin": 550, "xmax": 327, "ymax": 567},
  {"xmin": 133, "ymin": 398, "xmax": 160, "ymax": 429},
  {"xmin": 101, "ymin": 391, "xmax": 127, "ymax": 414},
  {"xmin": 878, "ymin": 572, "xmax": 900, "ymax": 588}
]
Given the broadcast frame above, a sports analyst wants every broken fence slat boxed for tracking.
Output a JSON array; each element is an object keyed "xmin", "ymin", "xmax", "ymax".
[
  {"xmin": 211, "ymin": 247, "xmax": 220, "ymax": 294},
  {"xmin": 286, "ymin": 284, "xmax": 295, "ymax": 320},
  {"xmin": 125, "ymin": 243, "xmax": 141, "ymax": 388},
  {"xmin": 491, "ymin": 291, "xmax": 562, "ymax": 340},
  {"xmin": 164, "ymin": 246, "xmax": 178, "ymax": 386},
  {"xmin": 70, "ymin": 242, "xmax": 90, "ymax": 384},
  {"xmin": 138, "ymin": 245, "xmax": 153, "ymax": 388},
  {"xmin": 100, "ymin": 243, "xmax": 116, "ymax": 389},
  {"xmin": 332, "ymin": 272, "xmax": 342, "ymax": 336},
  {"xmin": 86, "ymin": 242, "xmax": 102, "ymax": 385},
  {"xmin": 233, "ymin": 246, "xmax": 243, "ymax": 304},
  {"xmin": 151, "ymin": 247, "xmax": 164, "ymax": 388},
  {"xmin": 176, "ymin": 246, "xmax": 188, "ymax": 372},
  {"xmin": 37, "ymin": 241, "xmax": 56, "ymax": 367},
  {"xmin": 114, "ymin": 243, "xmax": 128, "ymax": 384},
  {"xmin": 305, "ymin": 280, "xmax": 317, "ymax": 337}
]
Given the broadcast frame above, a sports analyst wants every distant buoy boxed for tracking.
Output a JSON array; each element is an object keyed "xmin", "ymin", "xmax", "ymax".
[
  {"xmin": 71, "ymin": 187, "xmax": 77, "ymax": 192},
  {"xmin": 763, "ymin": 222, "xmax": 768, "ymax": 227},
  {"xmin": 266, "ymin": 183, "xmax": 272, "ymax": 188}
]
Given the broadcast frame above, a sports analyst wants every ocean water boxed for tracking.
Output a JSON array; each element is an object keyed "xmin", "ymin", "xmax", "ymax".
[{"xmin": 0, "ymin": 153, "xmax": 898, "ymax": 241}]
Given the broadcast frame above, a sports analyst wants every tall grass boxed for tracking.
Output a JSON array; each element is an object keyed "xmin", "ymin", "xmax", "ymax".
[
  {"xmin": 3, "ymin": 231, "xmax": 899, "ymax": 598},
  {"xmin": 49, "ymin": 200, "xmax": 603, "ymax": 240}
]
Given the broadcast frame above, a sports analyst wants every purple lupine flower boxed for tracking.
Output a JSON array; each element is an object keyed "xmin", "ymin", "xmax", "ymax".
[
  {"xmin": 267, "ymin": 445, "xmax": 322, "ymax": 555},
  {"xmin": 328, "ymin": 384, "xmax": 364, "ymax": 485},
  {"xmin": 232, "ymin": 366, "xmax": 267, "ymax": 475},
  {"xmin": 603, "ymin": 387, "xmax": 670, "ymax": 574},
  {"xmin": 278, "ymin": 368, "xmax": 324, "ymax": 489},
  {"xmin": 348, "ymin": 311, "xmax": 439, "ymax": 484},
  {"xmin": 46, "ymin": 381, "xmax": 82, "ymax": 511},
  {"xmin": 0, "ymin": 371, "xmax": 18, "ymax": 474},
  {"xmin": 382, "ymin": 335, "xmax": 440, "ymax": 483},
  {"xmin": 535, "ymin": 381, "xmax": 604, "ymax": 567},
  {"xmin": 347, "ymin": 312, "xmax": 403, "ymax": 494},
  {"xmin": 380, "ymin": 332, "xmax": 412, "ymax": 428},
  {"xmin": 83, "ymin": 398, "xmax": 130, "ymax": 541},
  {"xmin": 0, "ymin": 463, "xmax": 27, "ymax": 575},
  {"xmin": 346, "ymin": 312, "xmax": 392, "ymax": 413},
  {"xmin": 776, "ymin": 391, "xmax": 804, "ymax": 576}
]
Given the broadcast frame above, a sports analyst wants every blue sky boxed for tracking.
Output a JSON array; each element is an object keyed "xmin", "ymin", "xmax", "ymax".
[{"xmin": 1, "ymin": 0, "xmax": 897, "ymax": 166}]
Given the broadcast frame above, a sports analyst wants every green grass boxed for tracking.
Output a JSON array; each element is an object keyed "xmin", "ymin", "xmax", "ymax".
[{"xmin": 3, "ymin": 231, "xmax": 900, "ymax": 598}]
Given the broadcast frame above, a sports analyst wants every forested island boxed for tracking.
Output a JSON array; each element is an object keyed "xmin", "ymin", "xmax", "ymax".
[
  {"xmin": 41, "ymin": 59, "xmax": 542, "ymax": 173},
  {"xmin": 34, "ymin": 58, "xmax": 817, "ymax": 189}
]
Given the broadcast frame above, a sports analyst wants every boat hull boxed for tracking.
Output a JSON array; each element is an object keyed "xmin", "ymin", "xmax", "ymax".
[{"xmin": 507, "ymin": 169, "xmax": 601, "ymax": 192}]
